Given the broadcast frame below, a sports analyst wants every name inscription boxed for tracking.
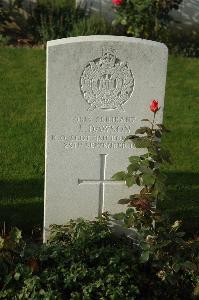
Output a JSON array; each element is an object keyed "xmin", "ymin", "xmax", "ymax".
[{"xmin": 50, "ymin": 115, "xmax": 136, "ymax": 150}]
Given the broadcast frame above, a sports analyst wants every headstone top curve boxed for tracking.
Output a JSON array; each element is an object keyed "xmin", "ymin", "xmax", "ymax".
[{"xmin": 47, "ymin": 35, "xmax": 168, "ymax": 52}]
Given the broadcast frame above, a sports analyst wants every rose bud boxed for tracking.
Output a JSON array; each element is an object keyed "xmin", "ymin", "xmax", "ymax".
[
  {"xmin": 150, "ymin": 100, "xmax": 159, "ymax": 113},
  {"xmin": 112, "ymin": 0, "xmax": 123, "ymax": 5}
]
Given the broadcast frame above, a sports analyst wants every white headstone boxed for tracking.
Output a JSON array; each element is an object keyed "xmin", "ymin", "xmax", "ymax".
[{"xmin": 44, "ymin": 35, "xmax": 168, "ymax": 241}]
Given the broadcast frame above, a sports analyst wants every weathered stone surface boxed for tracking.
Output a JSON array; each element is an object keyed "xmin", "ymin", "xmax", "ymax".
[{"xmin": 44, "ymin": 36, "xmax": 168, "ymax": 241}]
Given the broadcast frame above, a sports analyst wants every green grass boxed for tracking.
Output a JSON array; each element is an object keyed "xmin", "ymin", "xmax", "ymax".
[
  {"xmin": 0, "ymin": 48, "xmax": 198, "ymax": 234},
  {"xmin": 0, "ymin": 48, "xmax": 45, "ymax": 233},
  {"xmin": 160, "ymin": 55, "xmax": 199, "ymax": 233}
]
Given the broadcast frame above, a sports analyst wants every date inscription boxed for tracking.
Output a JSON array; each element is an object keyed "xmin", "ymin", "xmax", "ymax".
[{"xmin": 50, "ymin": 115, "xmax": 136, "ymax": 150}]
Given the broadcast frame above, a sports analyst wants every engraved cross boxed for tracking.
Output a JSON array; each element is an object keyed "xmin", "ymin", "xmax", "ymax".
[{"xmin": 78, "ymin": 154, "xmax": 125, "ymax": 217}]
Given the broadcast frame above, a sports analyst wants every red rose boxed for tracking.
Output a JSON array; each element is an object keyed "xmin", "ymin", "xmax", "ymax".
[
  {"xmin": 150, "ymin": 100, "xmax": 159, "ymax": 113},
  {"xmin": 112, "ymin": 0, "xmax": 123, "ymax": 5}
]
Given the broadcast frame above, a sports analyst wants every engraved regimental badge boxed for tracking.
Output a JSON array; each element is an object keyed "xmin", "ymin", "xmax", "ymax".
[{"xmin": 80, "ymin": 48, "xmax": 135, "ymax": 111}]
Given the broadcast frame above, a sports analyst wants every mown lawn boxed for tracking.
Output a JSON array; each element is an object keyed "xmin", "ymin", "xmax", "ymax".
[
  {"xmin": 160, "ymin": 55, "xmax": 199, "ymax": 233},
  {"xmin": 0, "ymin": 48, "xmax": 198, "ymax": 235},
  {"xmin": 0, "ymin": 48, "xmax": 45, "ymax": 233}
]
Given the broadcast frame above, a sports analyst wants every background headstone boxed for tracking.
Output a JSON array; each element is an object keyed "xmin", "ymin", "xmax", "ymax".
[{"xmin": 44, "ymin": 35, "xmax": 168, "ymax": 241}]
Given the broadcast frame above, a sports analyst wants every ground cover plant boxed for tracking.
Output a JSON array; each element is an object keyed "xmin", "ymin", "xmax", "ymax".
[
  {"xmin": 0, "ymin": 102, "xmax": 198, "ymax": 299},
  {"xmin": 0, "ymin": 48, "xmax": 198, "ymax": 235},
  {"xmin": 0, "ymin": 216, "xmax": 198, "ymax": 299}
]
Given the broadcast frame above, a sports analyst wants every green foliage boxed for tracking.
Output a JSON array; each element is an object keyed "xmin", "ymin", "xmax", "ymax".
[
  {"xmin": 165, "ymin": 28, "xmax": 199, "ymax": 58},
  {"xmin": 1, "ymin": 51, "xmax": 198, "ymax": 233},
  {"xmin": 0, "ymin": 0, "xmax": 112, "ymax": 45},
  {"xmin": 112, "ymin": 0, "xmax": 182, "ymax": 40},
  {"xmin": 1, "ymin": 0, "xmax": 108, "ymax": 45},
  {"xmin": 0, "ymin": 51, "xmax": 198, "ymax": 298},
  {"xmin": 69, "ymin": 14, "xmax": 112, "ymax": 37},
  {"xmin": 112, "ymin": 0, "xmax": 199, "ymax": 57},
  {"xmin": 0, "ymin": 218, "xmax": 140, "ymax": 299},
  {"xmin": 0, "ymin": 0, "xmax": 30, "ymax": 44},
  {"xmin": 111, "ymin": 105, "xmax": 199, "ymax": 298},
  {"xmin": 29, "ymin": 0, "xmax": 79, "ymax": 44},
  {"xmin": 0, "ymin": 106, "xmax": 198, "ymax": 298},
  {"xmin": 0, "ymin": 216, "xmax": 198, "ymax": 299},
  {"xmin": 112, "ymin": 109, "xmax": 171, "ymax": 209},
  {"xmin": 0, "ymin": 34, "xmax": 11, "ymax": 46}
]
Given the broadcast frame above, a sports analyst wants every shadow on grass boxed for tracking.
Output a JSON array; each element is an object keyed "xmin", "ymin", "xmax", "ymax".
[
  {"xmin": 0, "ymin": 200, "xmax": 43, "ymax": 236},
  {"xmin": 0, "ymin": 172, "xmax": 198, "ymax": 235},
  {"xmin": 0, "ymin": 179, "xmax": 44, "ymax": 235},
  {"xmin": 0, "ymin": 178, "xmax": 44, "ymax": 199},
  {"xmin": 159, "ymin": 171, "xmax": 199, "ymax": 234}
]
